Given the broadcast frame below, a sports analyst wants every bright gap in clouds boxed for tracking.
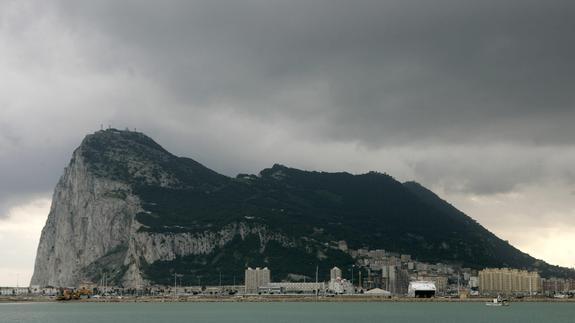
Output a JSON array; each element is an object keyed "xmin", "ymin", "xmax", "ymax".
[
  {"xmin": 445, "ymin": 182, "xmax": 575, "ymax": 270},
  {"xmin": 0, "ymin": 198, "xmax": 50, "ymax": 287}
]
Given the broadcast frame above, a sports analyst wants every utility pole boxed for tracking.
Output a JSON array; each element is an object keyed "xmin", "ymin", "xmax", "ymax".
[
  {"xmin": 457, "ymin": 272, "xmax": 461, "ymax": 299},
  {"xmin": 173, "ymin": 272, "xmax": 177, "ymax": 300},
  {"xmin": 315, "ymin": 265, "xmax": 319, "ymax": 297},
  {"xmin": 102, "ymin": 272, "xmax": 108, "ymax": 300}
]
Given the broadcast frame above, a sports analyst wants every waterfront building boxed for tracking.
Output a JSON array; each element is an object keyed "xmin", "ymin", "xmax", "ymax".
[
  {"xmin": 29, "ymin": 285, "xmax": 41, "ymax": 294},
  {"xmin": 479, "ymin": 268, "xmax": 540, "ymax": 295},
  {"xmin": 256, "ymin": 285, "xmax": 283, "ymax": 294},
  {"xmin": 0, "ymin": 288, "xmax": 14, "ymax": 296},
  {"xmin": 16, "ymin": 287, "xmax": 29, "ymax": 295},
  {"xmin": 267, "ymin": 282, "xmax": 325, "ymax": 294},
  {"xmin": 417, "ymin": 275, "xmax": 448, "ymax": 294},
  {"xmin": 363, "ymin": 269, "xmax": 383, "ymax": 290},
  {"xmin": 1, "ymin": 287, "xmax": 31, "ymax": 295},
  {"xmin": 468, "ymin": 276, "xmax": 479, "ymax": 289},
  {"xmin": 382, "ymin": 265, "xmax": 409, "ymax": 295},
  {"xmin": 408, "ymin": 281, "xmax": 436, "ymax": 298},
  {"xmin": 330, "ymin": 267, "xmax": 342, "ymax": 281},
  {"xmin": 328, "ymin": 277, "xmax": 354, "ymax": 294},
  {"xmin": 22, "ymin": 285, "xmax": 57, "ymax": 296},
  {"xmin": 244, "ymin": 267, "xmax": 271, "ymax": 294},
  {"xmin": 541, "ymin": 278, "xmax": 573, "ymax": 295}
]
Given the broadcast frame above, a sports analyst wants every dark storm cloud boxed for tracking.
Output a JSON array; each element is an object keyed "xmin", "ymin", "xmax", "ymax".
[
  {"xmin": 1, "ymin": 0, "xmax": 575, "ymax": 218},
  {"xmin": 408, "ymin": 146, "xmax": 547, "ymax": 195},
  {"xmin": 2, "ymin": 1, "xmax": 575, "ymax": 275},
  {"xmin": 0, "ymin": 145, "xmax": 71, "ymax": 218},
  {"xmin": 54, "ymin": 0, "xmax": 575, "ymax": 146}
]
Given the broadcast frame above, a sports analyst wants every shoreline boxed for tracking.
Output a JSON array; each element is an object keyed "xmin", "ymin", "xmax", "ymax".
[{"xmin": 2, "ymin": 295, "xmax": 574, "ymax": 304}]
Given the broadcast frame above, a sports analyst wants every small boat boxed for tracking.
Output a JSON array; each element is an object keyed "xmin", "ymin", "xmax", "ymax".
[{"xmin": 486, "ymin": 295, "xmax": 510, "ymax": 307}]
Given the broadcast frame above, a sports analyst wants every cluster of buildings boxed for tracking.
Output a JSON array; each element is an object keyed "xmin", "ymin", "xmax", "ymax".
[
  {"xmin": 541, "ymin": 277, "xmax": 575, "ymax": 296},
  {"xmin": 241, "ymin": 246, "xmax": 573, "ymax": 298},
  {"xmin": 327, "ymin": 266, "xmax": 354, "ymax": 294},
  {"xmin": 347, "ymin": 247, "xmax": 468, "ymax": 296},
  {"xmin": 244, "ymin": 265, "xmax": 432, "ymax": 297},
  {"xmin": 344, "ymin": 246, "xmax": 574, "ymax": 297},
  {"xmin": 0, "ymin": 286, "xmax": 58, "ymax": 296},
  {"xmin": 245, "ymin": 267, "xmax": 327, "ymax": 295},
  {"xmin": 3, "ymin": 246, "xmax": 573, "ymax": 298},
  {"xmin": 477, "ymin": 269, "xmax": 575, "ymax": 297}
]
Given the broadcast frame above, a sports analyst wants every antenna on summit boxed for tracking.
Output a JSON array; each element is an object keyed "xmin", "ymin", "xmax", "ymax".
[{"xmin": 100, "ymin": 124, "xmax": 103, "ymax": 131}]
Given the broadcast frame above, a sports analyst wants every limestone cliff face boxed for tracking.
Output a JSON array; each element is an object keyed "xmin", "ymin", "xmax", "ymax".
[
  {"xmin": 123, "ymin": 223, "xmax": 295, "ymax": 286},
  {"xmin": 30, "ymin": 146, "xmax": 140, "ymax": 287},
  {"xmin": 31, "ymin": 130, "xmax": 294, "ymax": 287},
  {"xmin": 30, "ymin": 142, "xmax": 292, "ymax": 287}
]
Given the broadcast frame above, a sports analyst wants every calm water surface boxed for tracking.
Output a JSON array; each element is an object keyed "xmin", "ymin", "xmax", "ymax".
[{"xmin": 1, "ymin": 302, "xmax": 574, "ymax": 323}]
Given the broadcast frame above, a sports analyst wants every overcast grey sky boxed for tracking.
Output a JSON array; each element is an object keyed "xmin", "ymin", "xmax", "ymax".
[{"xmin": 1, "ymin": 0, "xmax": 574, "ymax": 285}]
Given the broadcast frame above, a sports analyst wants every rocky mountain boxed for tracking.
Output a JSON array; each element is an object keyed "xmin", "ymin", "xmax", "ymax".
[{"xmin": 31, "ymin": 129, "xmax": 574, "ymax": 287}]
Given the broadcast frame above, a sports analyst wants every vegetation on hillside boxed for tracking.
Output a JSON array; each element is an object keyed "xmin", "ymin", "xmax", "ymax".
[{"xmin": 81, "ymin": 129, "xmax": 575, "ymax": 283}]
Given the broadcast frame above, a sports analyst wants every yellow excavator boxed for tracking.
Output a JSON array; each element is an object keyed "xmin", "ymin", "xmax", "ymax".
[{"xmin": 56, "ymin": 287, "xmax": 92, "ymax": 301}]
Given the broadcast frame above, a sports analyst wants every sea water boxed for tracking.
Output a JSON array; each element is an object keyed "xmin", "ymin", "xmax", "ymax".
[{"xmin": 1, "ymin": 302, "xmax": 574, "ymax": 323}]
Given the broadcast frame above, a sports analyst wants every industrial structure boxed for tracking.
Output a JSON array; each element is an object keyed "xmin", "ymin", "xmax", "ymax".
[
  {"xmin": 408, "ymin": 281, "xmax": 437, "ymax": 298},
  {"xmin": 266, "ymin": 282, "xmax": 325, "ymax": 294},
  {"xmin": 381, "ymin": 265, "xmax": 409, "ymax": 295},
  {"xmin": 327, "ymin": 266, "xmax": 354, "ymax": 294}
]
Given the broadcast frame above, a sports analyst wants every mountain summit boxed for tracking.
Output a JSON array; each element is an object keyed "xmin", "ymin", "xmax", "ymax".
[{"xmin": 31, "ymin": 129, "xmax": 573, "ymax": 287}]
